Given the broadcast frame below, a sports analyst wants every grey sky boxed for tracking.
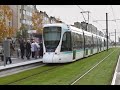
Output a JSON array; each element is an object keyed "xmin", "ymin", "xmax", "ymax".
[{"xmin": 36, "ymin": 5, "xmax": 120, "ymax": 42}]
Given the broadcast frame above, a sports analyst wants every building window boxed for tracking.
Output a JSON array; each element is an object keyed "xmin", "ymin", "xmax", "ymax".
[
  {"xmin": 27, "ymin": 5, "xmax": 33, "ymax": 9},
  {"xmin": 30, "ymin": 12, "xmax": 32, "ymax": 16},
  {"xmin": 26, "ymin": 11, "xmax": 32, "ymax": 16},
  {"xmin": 20, "ymin": 9, "xmax": 22, "ymax": 13},
  {"xmin": 21, "ymin": 19, "xmax": 26, "ymax": 24},
  {"xmin": 23, "ymin": 10, "xmax": 26, "ymax": 15}
]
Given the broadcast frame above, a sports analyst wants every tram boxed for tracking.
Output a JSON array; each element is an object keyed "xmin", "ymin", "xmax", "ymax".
[{"xmin": 42, "ymin": 23, "xmax": 110, "ymax": 63}]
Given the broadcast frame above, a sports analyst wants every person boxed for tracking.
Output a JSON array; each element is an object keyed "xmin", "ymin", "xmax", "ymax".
[
  {"xmin": 25, "ymin": 40, "xmax": 31, "ymax": 60},
  {"xmin": 34, "ymin": 41, "xmax": 40, "ymax": 59},
  {"xmin": 20, "ymin": 40, "xmax": 25, "ymax": 59},
  {"xmin": 10, "ymin": 42, "xmax": 15, "ymax": 56},
  {"xmin": 17, "ymin": 48, "xmax": 20, "ymax": 58},
  {"xmin": 31, "ymin": 40, "xmax": 35, "ymax": 58},
  {"xmin": 39, "ymin": 42, "xmax": 43, "ymax": 58},
  {"xmin": 6, "ymin": 42, "xmax": 15, "ymax": 64}
]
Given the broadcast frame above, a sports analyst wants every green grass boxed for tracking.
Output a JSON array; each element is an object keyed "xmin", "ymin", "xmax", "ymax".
[
  {"xmin": 74, "ymin": 48, "xmax": 120, "ymax": 85},
  {"xmin": 0, "ymin": 47, "xmax": 119, "ymax": 85}
]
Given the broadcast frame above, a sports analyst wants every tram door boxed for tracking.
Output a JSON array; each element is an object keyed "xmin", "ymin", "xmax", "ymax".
[
  {"xmin": 91, "ymin": 35, "xmax": 94, "ymax": 54},
  {"xmin": 73, "ymin": 50, "xmax": 76, "ymax": 59}
]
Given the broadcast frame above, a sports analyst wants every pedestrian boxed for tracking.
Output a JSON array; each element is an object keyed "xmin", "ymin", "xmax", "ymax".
[
  {"xmin": 10, "ymin": 42, "xmax": 15, "ymax": 56},
  {"xmin": 6, "ymin": 42, "xmax": 14, "ymax": 64},
  {"xmin": 39, "ymin": 42, "xmax": 43, "ymax": 58},
  {"xmin": 20, "ymin": 39, "xmax": 25, "ymax": 59},
  {"xmin": 25, "ymin": 40, "xmax": 31, "ymax": 60},
  {"xmin": 34, "ymin": 41, "xmax": 40, "ymax": 59},
  {"xmin": 31, "ymin": 40, "xmax": 35, "ymax": 58},
  {"xmin": 17, "ymin": 48, "xmax": 20, "ymax": 58}
]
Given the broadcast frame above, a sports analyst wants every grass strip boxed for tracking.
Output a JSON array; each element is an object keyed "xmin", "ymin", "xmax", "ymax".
[{"xmin": 74, "ymin": 48, "xmax": 120, "ymax": 85}]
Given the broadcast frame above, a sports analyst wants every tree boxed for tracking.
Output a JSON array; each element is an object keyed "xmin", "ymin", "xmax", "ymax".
[
  {"xmin": 19, "ymin": 24, "xmax": 28, "ymax": 41},
  {"xmin": 0, "ymin": 5, "xmax": 14, "ymax": 41},
  {"xmin": 32, "ymin": 10, "xmax": 43, "ymax": 34},
  {"xmin": 16, "ymin": 30, "xmax": 21, "ymax": 39}
]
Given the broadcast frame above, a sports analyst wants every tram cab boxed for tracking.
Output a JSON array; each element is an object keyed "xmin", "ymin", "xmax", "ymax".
[{"xmin": 42, "ymin": 23, "xmax": 73, "ymax": 63}]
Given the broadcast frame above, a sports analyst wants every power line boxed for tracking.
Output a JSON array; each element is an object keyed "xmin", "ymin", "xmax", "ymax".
[
  {"xmin": 110, "ymin": 5, "xmax": 119, "ymax": 30},
  {"xmin": 76, "ymin": 5, "xmax": 86, "ymax": 22},
  {"xmin": 76, "ymin": 5, "xmax": 104, "ymax": 29}
]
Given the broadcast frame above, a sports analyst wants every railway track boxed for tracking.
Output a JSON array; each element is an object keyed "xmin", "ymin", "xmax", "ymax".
[
  {"xmin": 70, "ymin": 49, "xmax": 117, "ymax": 85},
  {"xmin": 6, "ymin": 63, "xmax": 65, "ymax": 85}
]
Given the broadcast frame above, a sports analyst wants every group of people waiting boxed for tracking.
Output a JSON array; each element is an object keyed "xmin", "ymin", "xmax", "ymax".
[{"xmin": 19, "ymin": 39, "xmax": 43, "ymax": 60}]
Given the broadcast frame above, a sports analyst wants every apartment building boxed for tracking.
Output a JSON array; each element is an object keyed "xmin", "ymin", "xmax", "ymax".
[
  {"xmin": 49, "ymin": 16, "xmax": 58, "ymax": 23},
  {"xmin": 17, "ymin": 5, "xmax": 36, "ymax": 30},
  {"xmin": 40, "ymin": 11, "xmax": 50, "ymax": 24},
  {"xmin": 9, "ymin": 5, "xmax": 18, "ymax": 37}
]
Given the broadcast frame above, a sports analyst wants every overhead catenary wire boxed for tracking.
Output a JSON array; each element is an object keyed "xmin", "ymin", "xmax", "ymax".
[
  {"xmin": 76, "ymin": 5, "xmax": 104, "ymax": 29},
  {"xmin": 76, "ymin": 5, "xmax": 86, "ymax": 22},
  {"xmin": 110, "ymin": 5, "xmax": 119, "ymax": 30}
]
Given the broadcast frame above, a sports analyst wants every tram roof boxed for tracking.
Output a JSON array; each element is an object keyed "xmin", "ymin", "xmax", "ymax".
[{"xmin": 43, "ymin": 23, "xmax": 69, "ymax": 29}]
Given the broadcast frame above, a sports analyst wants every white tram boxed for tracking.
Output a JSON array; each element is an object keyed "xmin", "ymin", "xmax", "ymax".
[{"xmin": 42, "ymin": 23, "xmax": 110, "ymax": 63}]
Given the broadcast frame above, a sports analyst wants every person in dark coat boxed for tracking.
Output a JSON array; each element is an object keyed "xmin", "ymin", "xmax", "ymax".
[
  {"xmin": 39, "ymin": 42, "xmax": 43, "ymax": 58},
  {"xmin": 25, "ymin": 40, "xmax": 31, "ymax": 60},
  {"xmin": 20, "ymin": 40, "xmax": 25, "ymax": 59}
]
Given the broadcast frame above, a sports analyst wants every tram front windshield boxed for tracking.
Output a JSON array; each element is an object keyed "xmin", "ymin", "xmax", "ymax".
[{"xmin": 43, "ymin": 27, "xmax": 61, "ymax": 52}]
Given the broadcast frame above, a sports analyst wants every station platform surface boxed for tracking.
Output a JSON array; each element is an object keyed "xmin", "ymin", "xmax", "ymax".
[{"xmin": 0, "ymin": 56, "xmax": 43, "ymax": 71}]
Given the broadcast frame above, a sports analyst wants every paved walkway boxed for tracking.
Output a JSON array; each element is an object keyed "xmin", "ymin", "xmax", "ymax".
[
  {"xmin": 111, "ymin": 54, "xmax": 120, "ymax": 85},
  {"xmin": 0, "ymin": 56, "xmax": 43, "ymax": 70},
  {"xmin": 0, "ymin": 56, "xmax": 42, "ymax": 66}
]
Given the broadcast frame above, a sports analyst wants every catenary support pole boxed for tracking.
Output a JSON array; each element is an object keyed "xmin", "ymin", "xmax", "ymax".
[
  {"xmin": 115, "ymin": 29, "xmax": 116, "ymax": 47},
  {"xmin": 106, "ymin": 13, "xmax": 108, "ymax": 51}
]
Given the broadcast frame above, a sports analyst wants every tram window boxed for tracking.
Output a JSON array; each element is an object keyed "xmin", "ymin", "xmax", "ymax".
[
  {"xmin": 93, "ymin": 37, "xmax": 96, "ymax": 48},
  {"xmin": 97, "ymin": 38, "xmax": 99, "ymax": 47},
  {"xmin": 79, "ymin": 34, "xmax": 84, "ymax": 48},
  {"xmin": 93, "ymin": 37, "xmax": 97, "ymax": 48},
  {"xmin": 72, "ymin": 33, "xmax": 76, "ymax": 49},
  {"xmin": 85, "ymin": 35, "xmax": 88, "ymax": 48},
  {"xmin": 61, "ymin": 32, "xmax": 72, "ymax": 51},
  {"xmin": 72, "ymin": 33, "xmax": 83, "ymax": 50},
  {"xmin": 104, "ymin": 40, "xmax": 106, "ymax": 46},
  {"xmin": 91, "ymin": 36, "xmax": 94, "ymax": 48},
  {"xmin": 89, "ymin": 36, "xmax": 92, "ymax": 48},
  {"xmin": 85, "ymin": 35, "xmax": 92, "ymax": 48}
]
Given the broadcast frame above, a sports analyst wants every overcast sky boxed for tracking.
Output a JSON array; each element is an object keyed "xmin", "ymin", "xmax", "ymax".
[{"xmin": 36, "ymin": 5, "xmax": 120, "ymax": 42}]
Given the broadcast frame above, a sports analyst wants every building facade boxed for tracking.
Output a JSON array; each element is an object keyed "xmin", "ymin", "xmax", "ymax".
[
  {"xmin": 49, "ymin": 16, "xmax": 58, "ymax": 24},
  {"xmin": 18, "ymin": 5, "xmax": 36, "ymax": 30},
  {"xmin": 9, "ymin": 5, "xmax": 18, "ymax": 37},
  {"xmin": 40, "ymin": 11, "xmax": 50, "ymax": 24}
]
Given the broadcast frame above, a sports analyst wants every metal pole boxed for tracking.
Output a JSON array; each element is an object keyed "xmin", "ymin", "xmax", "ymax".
[
  {"xmin": 87, "ymin": 11, "xmax": 90, "ymax": 32},
  {"xmin": 109, "ymin": 33, "xmax": 110, "ymax": 39},
  {"xmin": 106, "ymin": 13, "xmax": 108, "ymax": 51},
  {"xmin": 115, "ymin": 29, "xmax": 116, "ymax": 47}
]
